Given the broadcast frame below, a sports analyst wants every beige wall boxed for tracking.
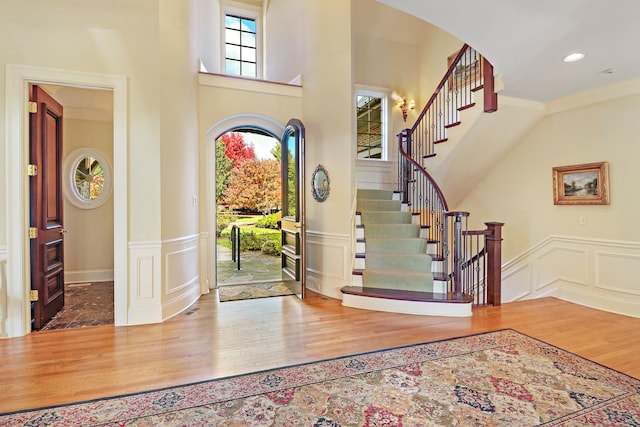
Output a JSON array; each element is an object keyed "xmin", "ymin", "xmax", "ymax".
[
  {"xmin": 458, "ymin": 93, "xmax": 640, "ymax": 262},
  {"xmin": 63, "ymin": 119, "xmax": 115, "ymax": 277},
  {"xmin": 159, "ymin": 0, "xmax": 201, "ymax": 240},
  {"xmin": 0, "ymin": 0, "xmax": 162, "ymax": 244}
]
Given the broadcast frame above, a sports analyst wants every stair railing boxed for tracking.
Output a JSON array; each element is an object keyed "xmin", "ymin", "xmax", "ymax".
[
  {"xmin": 397, "ymin": 44, "xmax": 502, "ymax": 305},
  {"xmin": 444, "ymin": 212, "xmax": 503, "ymax": 305}
]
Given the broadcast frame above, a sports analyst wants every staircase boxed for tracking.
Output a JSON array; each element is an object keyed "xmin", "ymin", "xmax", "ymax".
[
  {"xmin": 343, "ymin": 44, "xmax": 505, "ymax": 316},
  {"xmin": 341, "ymin": 189, "xmax": 473, "ymax": 317}
]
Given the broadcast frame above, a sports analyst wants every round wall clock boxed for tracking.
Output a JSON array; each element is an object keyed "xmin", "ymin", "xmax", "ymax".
[{"xmin": 311, "ymin": 164, "xmax": 330, "ymax": 202}]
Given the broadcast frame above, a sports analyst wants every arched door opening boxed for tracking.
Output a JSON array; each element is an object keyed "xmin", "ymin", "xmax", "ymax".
[{"xmin": 215, "ymin": 128, "xmax": 284, "ymax": 289}]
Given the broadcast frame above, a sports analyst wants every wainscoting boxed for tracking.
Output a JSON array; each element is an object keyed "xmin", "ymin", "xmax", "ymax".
[
  {"xmin": 128, "ymin": 235, "xmax": 201, "ymax": 325},
  {"xmin": 305, "ymin": 230, "xmax": 351, "ymax": 299},
  {"xmin": 502, "ymin": 235, "xmax": 640, "ymax": 318},
  {"xmin": 0, "ymin": 245, "xmax": 7, "ymax": 337}
]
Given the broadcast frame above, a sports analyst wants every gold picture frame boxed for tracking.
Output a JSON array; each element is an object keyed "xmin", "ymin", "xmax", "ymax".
[
  {"xmin": 552, "ymin": 162, "xmax": 610, "ymax": 205},
  {"xmin": 447, "ymin": 48, "xmax": 483, "ymax": 90}
]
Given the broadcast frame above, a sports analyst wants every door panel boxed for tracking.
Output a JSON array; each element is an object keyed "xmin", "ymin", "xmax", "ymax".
[
  {"xmin": 30, "ymin": 85, "xmax": 65, "ymax": 330},
  {"xmin": 280, "ymin": 119, "xmax": 305, "ymax": 298}
]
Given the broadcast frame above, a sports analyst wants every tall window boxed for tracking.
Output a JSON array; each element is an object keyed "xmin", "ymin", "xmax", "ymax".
[
  {"xmin": 356, "ymin": 90, "xmax": 388, "ymax": 160},
  {"xmin": 224, "ymin": 14, "xmax": 257, "ymax": 78}
]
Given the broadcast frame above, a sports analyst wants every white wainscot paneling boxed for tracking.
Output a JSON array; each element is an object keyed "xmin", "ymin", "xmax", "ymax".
[
  {"xmin": 595, "ymin": 251, "xmax": 640, "ymax": 296},
  {"xmin": 0, "ymin": 246, "xmax": 7, "ymax": 338},
  {"xmin": 162, "ymin": 235, "xmax": 201, "ymax": 320},
  {"xmin": 502, "ymin": 236, "xmax": 640, "ymax": 318},
  {"xmin": 128, "ymin": 241, "xmax": 162, "ymax": 324},
  {"xmin": 501, "ymin": 262, "xmax": 533, "ymax": 301},
  {"xmin": 536, "ymin": 246, "xmax": 588, "ymax": 289},
  {"xmin": 306, "ymin": 231, "xmax": 350, "ymax": 299}
]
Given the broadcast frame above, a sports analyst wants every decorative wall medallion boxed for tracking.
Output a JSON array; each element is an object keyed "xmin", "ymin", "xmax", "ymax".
[{"xmin": 311, "ymin": 164, "xmax": 330, "ymax": 202}]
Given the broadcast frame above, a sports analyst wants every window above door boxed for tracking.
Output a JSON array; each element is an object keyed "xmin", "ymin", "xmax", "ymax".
[{"xmin": 222, "ymin": 1, "xmax": 262, "ymax": 79}]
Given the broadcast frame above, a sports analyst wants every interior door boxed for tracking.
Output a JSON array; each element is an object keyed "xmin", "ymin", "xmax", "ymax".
[
  {"xmin": 280, "ymin": 119, "xmax": 305, "ymax": 298},
  {"xmin": 29, "ymin": 85, "xmax": 65, "ymax": 330}
]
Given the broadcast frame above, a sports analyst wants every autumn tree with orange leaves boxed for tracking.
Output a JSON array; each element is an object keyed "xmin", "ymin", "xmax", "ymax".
[{"xmin": 223, "ymin": 158, "xmax": 281, "ymax": 213}]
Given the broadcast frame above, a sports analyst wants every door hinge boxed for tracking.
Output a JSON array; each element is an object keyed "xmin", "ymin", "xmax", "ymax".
[
  {"xmin": 28, "ymin": 101, "xmax": 38, "ymax": 113},
  {"xmin": 27, "ymin": 164, "xmax": 38, "ymax": 176},
  {"xmin": 29, "ymin": 227, "xmax": 38, "ymax": 239},
  {"xmin": 29, "ymin": 290, "xmax": 39, "ymax": 302}
]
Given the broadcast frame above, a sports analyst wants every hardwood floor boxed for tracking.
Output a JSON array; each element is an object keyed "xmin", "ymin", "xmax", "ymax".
[{"xmin": 1, "ymin": 291, "xmax": 639, "ymax": 413}]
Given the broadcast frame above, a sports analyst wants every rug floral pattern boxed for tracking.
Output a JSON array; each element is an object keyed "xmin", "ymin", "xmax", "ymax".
[{"xmin": 2, "ymin": 329, "xmax": 639, "ymax": 426}]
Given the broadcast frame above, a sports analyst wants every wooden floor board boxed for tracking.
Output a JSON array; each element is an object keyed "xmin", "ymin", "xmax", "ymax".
[{"xmin": 0, "ymin": 291, "xmax": 639, "ymax": 413}]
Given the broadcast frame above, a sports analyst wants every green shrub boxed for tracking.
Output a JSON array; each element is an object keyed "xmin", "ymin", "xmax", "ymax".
[
  {"xmin": 261, "ymin": 237, "xmax": 281, "ymax": 256},
  {"xmin": 240, "ymin": 232, "xmax": 263, "ymax": 251},
  {"xmin": 255, "ymin": 211, "xmax": 282, "ymax": 229},
  {"xmin": 216, "ymin": 211, "xmax": 237, "ymax": 237}
]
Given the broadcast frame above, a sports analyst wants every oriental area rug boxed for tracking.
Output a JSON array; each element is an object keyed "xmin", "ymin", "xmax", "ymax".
[
  {"xmin": 2, "ymin": 329, "xmax": 639, "ymax": 426},
  {"xmin": 218, "ymin": 282, "xmax": 294, "ymax": 302}
]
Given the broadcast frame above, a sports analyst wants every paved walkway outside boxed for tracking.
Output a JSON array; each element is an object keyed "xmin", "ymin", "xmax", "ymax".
[{"xmin": 217, "ymin": 245, "xmax": 282, "ymax": 285}]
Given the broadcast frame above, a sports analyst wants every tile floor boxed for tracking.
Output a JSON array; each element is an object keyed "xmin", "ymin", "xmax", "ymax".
[{"xmin": 39, "ymin": 281, "xmax": 114, "ymax": 331}]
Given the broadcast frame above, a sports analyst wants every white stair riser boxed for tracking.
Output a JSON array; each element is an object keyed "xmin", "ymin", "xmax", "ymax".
[
  {"xmin": 342, "ymin": 294, "xmax": 472, "ymax": 317},
  {"xmin": 356, "ymin": 227, "xmax": 364, "ymax": 239},
  {"xmin": 352, "ymin": 274, "xmax": 363, "ymax": 286},
  {"xmin": 427, "ymin": 242, "xmax": 438, "ymax": 254},
  {"xmin": 433, "ymin": 280, "xmax": 447, "ymax": 293},
  {"xmin": 355, "ymin": 257, "xmax": 365, "ymax": 270}
]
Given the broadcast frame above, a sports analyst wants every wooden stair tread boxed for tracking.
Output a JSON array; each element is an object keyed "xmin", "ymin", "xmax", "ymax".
[{"xmin": 341, "ymin": 286, "xmax": 472, "ymax": 304}]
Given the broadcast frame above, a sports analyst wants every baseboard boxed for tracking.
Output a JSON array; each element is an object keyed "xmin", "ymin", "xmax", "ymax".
[{"xmin": 65, "ymin": 269, "xmax": 114, "ymax": 284}]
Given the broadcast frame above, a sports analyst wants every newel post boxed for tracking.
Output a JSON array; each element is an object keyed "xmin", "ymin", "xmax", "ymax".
[
  {"xmin": 398, "ymin": 129, "xmax": 412, "ymax": 204},
  {"xmin": 482, "ymin": 58, "xmax": 498, "ymax": 113},
  {"xmin": 485, "ymin": 222, "xmax": 504, "ymax": 305}
]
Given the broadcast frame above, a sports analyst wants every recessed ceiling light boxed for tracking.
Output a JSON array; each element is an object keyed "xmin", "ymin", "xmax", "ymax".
[{"xmin": 563, "ymin": 52, "xmax": 586, "ymax": 63}]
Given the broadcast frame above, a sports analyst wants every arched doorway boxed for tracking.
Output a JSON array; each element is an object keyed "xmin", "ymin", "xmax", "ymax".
[
  {"xmin": 215, "ymin": 128, "xmax": 282, "ymax": 287},
  {"xmin": 204, "ymin": 114, "xmax": 306, "ymax": 300}
]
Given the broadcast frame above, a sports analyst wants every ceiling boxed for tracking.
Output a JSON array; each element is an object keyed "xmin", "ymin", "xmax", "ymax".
[
  {"xmin": 39, "ymin": 84, "xmax": 113, "ymax": 121},
  {"xmin": 378, "ymin": 0, "xmax": 640, "ymax": 102}
]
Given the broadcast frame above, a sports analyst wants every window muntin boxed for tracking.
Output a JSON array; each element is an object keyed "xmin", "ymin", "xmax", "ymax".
[
  {"xmin": 356, "ymin": 93, "xmax": 387, "ymax": 159},
  {"xmin": 224, "ymin": 15, "xmax": 257, "ymax": 78}
]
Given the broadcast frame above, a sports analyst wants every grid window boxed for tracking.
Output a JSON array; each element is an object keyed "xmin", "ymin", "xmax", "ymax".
[
  {"xmin": 357, "ymin": 95, "xmax": 384, "ymax": 159},
  {"xmin": 225, "ymin": 15, "xmax": 257, "ymax": 78}
]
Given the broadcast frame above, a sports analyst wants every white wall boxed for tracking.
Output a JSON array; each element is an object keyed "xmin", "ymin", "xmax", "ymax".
[{"xmin": 458, "ymin": 86, "xmax": 640, "ymax": 316}]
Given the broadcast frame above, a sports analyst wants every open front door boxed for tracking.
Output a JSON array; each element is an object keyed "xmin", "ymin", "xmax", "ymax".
[
  {"xmin": 280, "ymin": 119, "xmax": 305, "ymax": 298},
  {"xmin": 29, "ymin": 85, "xmax": 65, "ymax": 330}
]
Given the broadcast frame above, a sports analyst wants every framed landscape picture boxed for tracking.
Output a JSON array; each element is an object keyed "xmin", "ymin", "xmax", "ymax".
[
  {"xmin": 552, "ymin": 161, "xmax": 610, "ymax": 205},
  {"xmin": 447, "ymin": 48, "xmax": 482, "ymax": 90}
]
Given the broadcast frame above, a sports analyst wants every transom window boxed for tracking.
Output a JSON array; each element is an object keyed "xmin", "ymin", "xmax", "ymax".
[
  {"xmin": 224, "ymin": 14, "xmax": 257, "ymax": 78},
  {"xmin": 356, "ymin": 92, "xmax": 387, "ymax": 159}
]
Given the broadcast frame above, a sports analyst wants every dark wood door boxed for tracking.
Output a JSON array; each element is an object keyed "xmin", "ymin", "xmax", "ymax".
[
  {"xmin": 29, "ymin": 85, "xmax": 65, "ymax": 330},
  {"xmin": 280, "ymin": 119, "xmax": 305, "ymax": 299}
]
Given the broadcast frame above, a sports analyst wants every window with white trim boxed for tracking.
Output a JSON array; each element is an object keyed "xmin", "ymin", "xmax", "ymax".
[
  {"xmin": 222, "ymin": 2, "xmax": 261, "ymax": 79},
  {"xmin": 356, "ymin": 89, "xmax": 388, "ymax": 160}
]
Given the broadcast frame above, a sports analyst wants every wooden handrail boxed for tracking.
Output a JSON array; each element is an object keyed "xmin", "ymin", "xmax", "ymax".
[
  {"xmin": 397, "ymin": 44, "xmax": 502, "ymax": 306},
  {"xmin": 397, "ymin": 130, "xmax": 449, "ymax": 212},
  {"xmin": 410, "ymin": 43, "xmax": 471, "ymax": 134}
]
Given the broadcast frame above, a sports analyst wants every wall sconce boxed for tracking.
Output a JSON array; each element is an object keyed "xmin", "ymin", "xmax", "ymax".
[{"xmin": 391, "ymin": 92, "xmax": 415, "ymax": 121}]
